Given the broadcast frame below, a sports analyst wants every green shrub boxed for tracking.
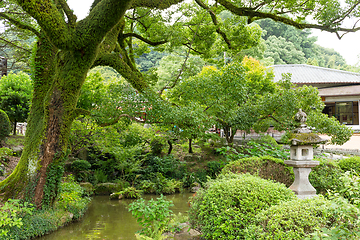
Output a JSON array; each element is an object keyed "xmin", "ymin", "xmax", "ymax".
[
  {"xmin": 189, "ymin": 173, "xmax": 296, "ymax": 239},
  {"xmin": 140, "ymin": 173, "xmax": 183, "ymax": 195},
  {"xmin": 206, "ymin": 160, "xmax": 224, "ymax": 178},
  {"xmin": 129, "ymin": 195, "xmax": 174, "ymax": 237},
  {"xmin": 0, "ymin": 147, "xmax": 13, "ymax": 162},
  {"xmin": 308, "ymin": 194, "xmax": 360, "ymax": 239},
  {"xmin": 119, "ymin": 186, "xmax": 143, "ymax": 199},
  {"xmin": 245, "ymin": 196, "xmax": 360, "ymax": 240},
  {"xmin": 71, "ymin": 159, "xmax": 91, "ymax": 172},
  {"xmin": 5, "ymin": 208, "xmax": 74, "ymax": 240},
  {"xmin": 56, "ymin": 175, "xmax": 91, "ymax": 219},
  {"xmin": 150, "ymin": 138, "xmax": 164, "ymax": 156},
  {"xmin": 79, "ymin": 182, "xmax": 94, "ymax": 196},
  {"xmin": 140, "ymin": 180, "xmax": 157, "ymax": 194},
  {"xmin": 94, "ymin": 169, "xmax": 108, "ymax": 183},
  {"xmin": 245, "ymin": 139, "xmax": 289, "ymax": 159},
  {"xmin": 309, "ymin": 158, "xmax": 344, "ymax": 195},
  {"xmin": 142, "ymin": 155, "xmax": 185, "ymax": 179},
  {"xmin": 330, "ymin": 171, "xmax": 360, "ymax": 205},
  {"xmin": 0, "ymin": 109, "xmax": 11, "ymax": 141},
  {"xmin": 0, "ymin": 199, "xmax": 34, "ymax": 237},
  {"xmin": 339, "ymin": 156, "xmax": 360, "ymax": 173},
  {"xmin": 71, "ymin": 159, "xmax": 91, "ymax": 182},
  {"xmin": 221, "ymin": 156, "xmax": 294, "ymax": 186}
]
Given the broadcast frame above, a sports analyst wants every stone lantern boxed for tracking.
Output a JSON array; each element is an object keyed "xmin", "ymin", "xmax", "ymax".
[{"xmin": 284, "ymin": 109, "xmax": 327, "ymax": 199}]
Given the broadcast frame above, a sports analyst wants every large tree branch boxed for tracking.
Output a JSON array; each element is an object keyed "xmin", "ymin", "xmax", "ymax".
[
  {"xmin": 194, "ymin": 0, "xmax": 232, "ymax": 49},
  {"xmin": 333, "ymin": 1, "xmax": 360, "ymax": 25},
  {"xmin": 15, "ymin": 0, "xmax": 71, "ymax": 48},
  {"xmin": 57, "ymin": 0, "xmax": 77, "ymax": 28},
  {"xmin": 0, "ymin": 37, "xmax": 31, "ymax": 53},
  {"xmin": 0, "ymin": 12, "xmax": 40, "ymax": 37},
  {"xmin": 122, "ymin": 33, "xmax": 168, "ymax": 46},
  {"xmin": 76, "ymin": 0, "xmax": 133, "ymax": 50},
  {"xmin": 131, "ymin": 0, "xmax": 184, "ymax": 9},
  {"xmin": 158, "ymin": 13, "xmax": 206, "ymax": 96},
  {"xmin": 93, "ymin": 52, "xmax": 149, "ymax": 93},
  {"xmin": 217, "ymin": 0, "xmax": 360, "ymax": 38}
]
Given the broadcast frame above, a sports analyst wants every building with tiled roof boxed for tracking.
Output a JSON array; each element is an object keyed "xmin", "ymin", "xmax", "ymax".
[{"xmin": 272, "ymin": 64, "xmax": 360, "ymax": 130}]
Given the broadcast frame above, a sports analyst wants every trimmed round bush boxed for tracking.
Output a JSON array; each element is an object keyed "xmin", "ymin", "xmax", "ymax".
[
  {"xmin": 338, "ymin": 156, "xmax": 360, "ymax": 173},
  {"xmin": 245, "ymin": 196, "xmax": 360, "ymax": 240},
  {"xmin": 71, "ymin": 159, "xmax": 91, "ymax": 172},
  {"xmin": 0, "ymin": 109, "xmax": 11, "ymax": 141},
  {"xmin": 309, "ymin": 158, "xmax": 344, "ymax": 195},
  {"xmin": 221, "ymin": 156, "xmax": 294, "ymax": 186},
  {"xmin": 189, "ymin": 173, "xmax": 296, "ymax": 239}
]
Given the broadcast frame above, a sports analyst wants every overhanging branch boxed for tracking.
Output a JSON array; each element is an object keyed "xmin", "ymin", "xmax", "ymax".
[
  {"xmin": 122, "ymin": 33, "xmax": 168, "ymax": 46},
  {"xmin": 0, "ymin": 12, "xmax": 40, "ymax": 37},
  {"xmin": 217, "ymin": 0, "xmax": 360, "ymax": 38},
  {"xmin": 195, "ymin": 0, "xmax": 232, "ymax": 49},
  {"xmin": 0, "ymin": 37, "xmax": 31, "ymax": 53},
  {"xmin": 131, "ymin": 0, "xmax": 184, "ymax": 9}
]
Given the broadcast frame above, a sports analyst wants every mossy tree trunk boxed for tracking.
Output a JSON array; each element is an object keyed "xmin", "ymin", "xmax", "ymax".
[{"xmin": 0, "ymin": 0, "xmax": 133, "ymax": 208}]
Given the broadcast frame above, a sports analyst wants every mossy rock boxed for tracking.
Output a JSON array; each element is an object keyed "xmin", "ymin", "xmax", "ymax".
[
  {"xmin": 79, "ymin": 182, "xmax": 94, "ymax": 195},
  {"xmin": 94, "ymin": 183, "xmax": 122, "ymax": 195},
  {"xmin": 221, "ymin": 156, "xmax": 294, "ymax": 187},
  {"xmin": 109, "ymin": 192, "xmax": 123, "ymax": 200}
]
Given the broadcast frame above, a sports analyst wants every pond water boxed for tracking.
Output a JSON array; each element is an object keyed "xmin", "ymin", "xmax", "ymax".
[{"xmin": 37, "ymin": 192, "xmax": 194, "ymax": 240}]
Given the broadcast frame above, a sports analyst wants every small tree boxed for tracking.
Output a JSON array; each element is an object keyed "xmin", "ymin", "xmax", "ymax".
[
  {"xmin": 0, "ymin": 72, "xmax": 32, "ymax": 135},
  {"xmin": 169, "ymin": 57, "xmax": 275, "ymax": 145}
]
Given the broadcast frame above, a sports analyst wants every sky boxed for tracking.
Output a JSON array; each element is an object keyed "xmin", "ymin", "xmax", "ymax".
[{"xmin": 67, "ymin": 0, "xmax": 360, "ymax": 65}]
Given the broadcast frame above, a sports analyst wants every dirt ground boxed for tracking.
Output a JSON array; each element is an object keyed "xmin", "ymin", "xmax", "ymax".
[{"xmin": 0, "ymin": 156, "xmax": 20, "ymax": 181}]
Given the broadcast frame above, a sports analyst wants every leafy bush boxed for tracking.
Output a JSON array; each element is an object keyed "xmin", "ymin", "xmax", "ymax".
[
  {"xmin": 5, "ymin": 208, "xmax": 74, "ymax": 240},
  {"xmin": 221, "ymin": 156, "xmax": 294, "ymax": 186},
  {"xmin": 56, "ymin": 175, "xmax": 90, "ymax": 219},
  {"xmin": 189, "ymin": 173, "xmax": 296, "ymax": 239},
  {"xmin": 140, "ymin": 180, "xmax": 157, "ymax": 194},
  {"xmin": 140, "ymin": 173, "xmax": 183, "ymax": 195},
  {"xmin": 150, "ymin": 138, "xmax": 164, "ymax": 156},
  {"xmin": 119, "ymin": 186, "xmax": 143, "ymax": 199},
  {"xmin": 129, "ymin": 195, "xmax": 174, "ymax": 237},
  {"xmin": 309, "ymin": 158, "xmax": 344, "ymax": 195},
  {"xmin": 70, "ymin": 159, "xmax": 91, "ymax": 182},
  {"xmin": 246, "ymin": 196, "xmax": 360, "ymax": 240},
  {"xmin": 215, "ymin": 146, "xmax": 247, "ymax": 161},
  {"xmin": 0, "ymin": 199, "xmax": 34, "ymax": 237},
  {"xmin": 0, "ymin": 109, "xmax": 11, "ymax": 141},
  {"xmin": 142, "ymin": 155, "xmax": 185, "ymax": 180},
  {"xmin": 0, "ymin": 147, "xmax": 13, "ymax": 163},
  {"xmin": 71, "ymin": 159, "xmax": 91, "ymax": 172},
  {"xmin": 206, "ymin": 161, "xmax": 225, "ymax": 178},
  {"xmin": 308, "ymin": 195, "xmax": 360, "ymax": 239},
  {"xmin": 94, "ymin": 169, "xmax": 108, "ymax": 183},
  {"xmin": 330, "ymin": 171, "xmax": 360, "ymax": 205},
  {"xmin": 245, "ymin": 138, "xmax": 289, "ymax": 159},
  {"xmin": 338, "ymin": 156, "xmax": 360, "ymax": 173}
]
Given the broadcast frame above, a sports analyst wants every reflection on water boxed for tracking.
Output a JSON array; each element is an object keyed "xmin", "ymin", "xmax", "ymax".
[{"xmin": 37, "ymin": 192, "xmax": 193, "ymax": 240}]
